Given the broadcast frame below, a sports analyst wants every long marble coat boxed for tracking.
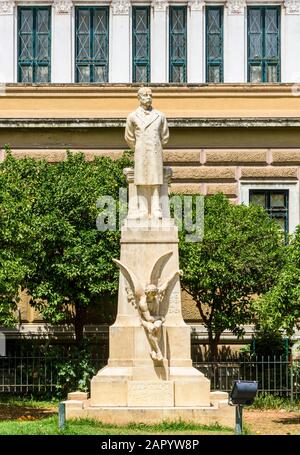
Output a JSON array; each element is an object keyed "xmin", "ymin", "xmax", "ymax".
[{"xmin": 125, "ymin": 107, "xmax": 169, "ymax": 185}]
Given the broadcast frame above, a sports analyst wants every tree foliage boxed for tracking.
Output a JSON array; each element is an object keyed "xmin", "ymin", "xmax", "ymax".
[
  {"xmin": 0, "ymin": 150, "xmax": 131, "ymax": 343},
  {"xmin": 178, "ymin": 193, "xmax": 285, "ymax": 360},
  {"xmin": 0, "ymin": 149, "xmax": 39, "ymax": 326},
  {"xmin": 255, "ymin": 225, "xmax": 300, "ymax": 337}
]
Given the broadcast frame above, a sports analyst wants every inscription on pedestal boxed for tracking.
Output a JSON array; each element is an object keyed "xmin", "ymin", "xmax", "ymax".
[
  {"xmin": 127, "ymin": 381, "xmax": 174, "ymax": 406},
  {"xmin": 167, "ymin": 283, "xmax": 181, "ymax": 314}
]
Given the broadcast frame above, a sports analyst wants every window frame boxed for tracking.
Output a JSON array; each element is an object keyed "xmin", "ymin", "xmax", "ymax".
[
  {"xmin": 169, "ymin": 5, "xmax": 187, "ymax": 83},
  {"xmin": 205, "ymin": 5, "xmax": 224, "ymax": 83},
  {"xmin": 17, "ymin": 6, "xmax": 51, "ymax": 83},
  {"xmin": 249, "ymin": 189, "xmax": 289, "ymax": 236},
  {"xmin": 75, "ymin": 6, "xmax": 109, "ymax": 83},
  {"xmin": 132, "ymin": 6, "xmax": 151, "ymax": 83},
  {"xmin": 247, "ymin": 6, "xmax": 281, "ymax": 83},
  {"xmin": 239, "ymin": 181, "xmax": 300, "ymax": 236}
]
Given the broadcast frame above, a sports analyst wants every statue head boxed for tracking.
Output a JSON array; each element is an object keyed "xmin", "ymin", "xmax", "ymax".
[
  {"xmin": 144, "ymin": 283, "xmax": 157, "ymax": 298},
  {"xmin": 137, "ymin": 87, "xmax": 152, "ymax": 110}
]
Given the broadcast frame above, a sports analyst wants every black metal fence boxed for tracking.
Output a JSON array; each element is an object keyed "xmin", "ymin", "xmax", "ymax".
[
  {"xmin": 0, "ymin": 352, "xmax": 106, "ymax": 394},
  {"xmin": 0, "ymin": 353, "xmax": 299, "ymax": 399},
  {"xmin": 194, "ymin": 356, "xmax": 300, "ymax": 400}
]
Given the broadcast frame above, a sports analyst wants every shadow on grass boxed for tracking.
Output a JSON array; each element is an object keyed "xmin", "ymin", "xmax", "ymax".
[
  {"xmin": 274, "ymin": 416, "xmax": 300, "ymax": 425},
  {"xmin": 0, "ymin": 403, "xmax": 56, "ymax": 421}
]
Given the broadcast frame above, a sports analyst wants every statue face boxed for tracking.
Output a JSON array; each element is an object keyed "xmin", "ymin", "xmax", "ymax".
[
  {"xmin": 138, "ymin": 90, "xmax": 152, "ymax": 110},
  {"xmin": 145, "ymin": 284, "xmax": 157, "ymax": 298}
]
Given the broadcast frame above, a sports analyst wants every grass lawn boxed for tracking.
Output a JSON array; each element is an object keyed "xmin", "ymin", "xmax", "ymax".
[
  {"xmin": 0, "ymin": 416, "xmax": 234, "ymax": 435},
  {"xmin": 0, "ymin": 397, "xmax": 234, "ymax": 435}
]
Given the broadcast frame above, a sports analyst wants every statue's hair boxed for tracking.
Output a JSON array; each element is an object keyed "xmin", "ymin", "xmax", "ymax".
[
  {"xmin": 145, "ymin": 284, "xmax": 157, "ymax": 294},
  {"xmin": 137, "ymin": 86, "xmax": 152, "ymax": 97}
]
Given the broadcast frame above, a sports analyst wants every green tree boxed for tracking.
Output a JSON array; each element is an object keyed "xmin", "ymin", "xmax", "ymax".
[
  {"xmin": 24, "ymin": 151, "xmax": 131, "ymax": 345},
  {"xmin": 255, "ymin": 225, "xmax": 300, "ymax": 338},
  {"xmin": 0, "ymin": 150, "xmax": 131, "ymax": 344},
  {"xmin": 177, "ymin": 193, "xmax": 285, "ymax": 360},
  {"xmin": 0, "ymin": 150, "xmax": 41, "ymax": 326}
]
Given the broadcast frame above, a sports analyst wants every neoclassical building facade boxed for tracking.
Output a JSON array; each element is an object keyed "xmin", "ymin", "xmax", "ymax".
[
  {"xmin": 1, "ymin": 0, "xmax": 300, "ymax": 334},
  {"xmin": 1, "ymin": 0, "xmax": 300, "ymax": 84}
]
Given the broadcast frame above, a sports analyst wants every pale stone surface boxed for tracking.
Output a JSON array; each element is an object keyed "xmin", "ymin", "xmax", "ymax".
[
  {"xmin": 113, "ymin": 250, "xmax": 180, "ymax": 362},
  {"xmin": 205, "ymin": 149, "xmax": 267, "ymax": 164},
  {"xmin": 127, "ymin": 381, "xmax": 174, "ymax": 406},
  {"xmin": 8, "ymin": 149, "xmax": 125, "ymax": 162},
  {"xmin": 67, "ymin": 391, "xmax": 88, "ymax": 401},
  {"xmin": 174, "ymin": 379, "xmax": 210, "ymax": 407},
  {"xmin": 125, "ymin": 87, "xmax": 169, "ymax": 219},
  {"xmin": 272, "ymin": 149, "xmax": 300, "ymax": 164},
  {"xmin": 210, "ymin": 391, "xmax": 229, "ymax": 404},
  {"xmin": 65, "ymin": 404, "xmax": 235, "ymax": 428},
  {"xmin": 64, "ymin": 400, "xmax": 84, "ymax": 410},
  {"xmin": 206, "ymin": 183, "xmax": 237, "ymax": 196},
  {"xmin": 65, "ymin": 88, "xmax": 234, "ymax": 425},
  {"xmin": 241, "ymin": 167, "xmax": 298, "ymax": 178},
  {"xmin": 164, "ymin": 150, "xmax": 200, "ymax": 163},
  {"xmin": 169, "ymin": 183, "xmax": 201, "ymax": 194},
  {"xmin": 11, "ymin": 150, "xmax": 67, "ymax": 162},
  {"xmin": 90, "ymin": 378, "xmax": 128, "ymax": 407},
  {"xmin": 172, "ymin": 167, "xmax": 236, "ymax": 181}
]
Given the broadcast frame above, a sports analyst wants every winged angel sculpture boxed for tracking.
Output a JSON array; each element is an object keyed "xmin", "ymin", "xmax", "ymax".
[{"xmin": 113, "ymin": 251, "xmax": 181, "ymax": 362}]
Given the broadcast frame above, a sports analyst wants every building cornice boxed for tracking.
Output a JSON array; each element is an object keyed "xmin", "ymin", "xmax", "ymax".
[
  {"xmin": 53, "ymin": 0, "xmax": 72, "ymax": 13},
  {"xmin": 2, "ymin": 83, "xmax": 300, "ymax": 96},
  {"xmin": 226, "ymin": 0, "xmax": 246, "ymax": 15},
  {"xmin": 1, "ymin": 117, "xmax": 300, "ymax": 128},
  {"xmin": 112, "ymin": 0, "xmax": 130, "ymax": 14},
  {"xmin": 284, "ymin": 0, "xmax": 300, "ymax": 14},
  {"xmin": 0, "ymin": 0, "xmax": 15, "ymax": 15}
]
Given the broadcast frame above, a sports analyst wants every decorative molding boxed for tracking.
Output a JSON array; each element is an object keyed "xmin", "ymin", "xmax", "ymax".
[
  {"xmin": 284, "ymin": 0, "xmax": 300, "ymax": 14},
  {"xmin": 112, "ymin": 0, "xmax": 130, "ymax": 15},
  {"xmin": 0, "ymin": 0, "xmax": 15, "ymax": 15},
  {"xmin": 226, "ymin": 0, "xmax": 246, "ymax": 15},
  {"xmin": 53, "ymin": 0, "xmax": 73, "ymax": 14},
  {"xmin": 188, "ymin": 0, "xmax": 204, "ymax": 11},
  {"xmin": 151, "ymin": 0, "xmax": 168, "ymax": 12},
  {"xmin": 2, "ymin": 117, "xmax": 300, "ymax": 129}
]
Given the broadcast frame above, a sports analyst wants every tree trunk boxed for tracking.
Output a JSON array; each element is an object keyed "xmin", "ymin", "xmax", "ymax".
[
  {"xmin": 208, "ymin": 330, "xmax": 221, "ymax": 361},
  {"xmin": 74, "ymin": 305, "xmax": 87, "ymax": 347}
]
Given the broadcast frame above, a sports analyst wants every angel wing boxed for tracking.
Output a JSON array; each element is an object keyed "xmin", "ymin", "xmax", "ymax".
[
  {"xmin": 113, "ymin": 259, "xmax": 144, "ymax": 300},
  {"xmin": 149, "ymin": 251, "xmax": 173, "ymax": 286},
  {"xmin": 158, "ymin": 271, "xmax": 180, "ymax": 295}
]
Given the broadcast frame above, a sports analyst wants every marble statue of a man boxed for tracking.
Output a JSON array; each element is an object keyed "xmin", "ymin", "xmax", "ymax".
[{"xmin": 125, "ymin": 87, "xmax": 169, "ymax": 219}]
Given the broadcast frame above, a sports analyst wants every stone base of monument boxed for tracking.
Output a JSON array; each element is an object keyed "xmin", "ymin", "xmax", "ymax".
[
  {"xmin": 64, "ymin": 390, "xmax": 234, "ymax": 427},
  {"xmin": 63, "ymin": 166, "xmax": 235, "ymax": 429},
  {"xmin": 90, "ymin": 365, "xmax": 210, "ymax": 407}
]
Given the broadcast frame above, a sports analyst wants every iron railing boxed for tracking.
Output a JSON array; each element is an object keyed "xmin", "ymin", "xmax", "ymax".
[
  {"xmin": 194, "ymin": 355, "xmax": 300, "ymax": 399},
  {"xmin": 0, "ymin": 353, "xmax": 299, "ymax": 399},
  {"xmin": 0, "ymin": 352, "xmax": 106, "ymax": 394}
]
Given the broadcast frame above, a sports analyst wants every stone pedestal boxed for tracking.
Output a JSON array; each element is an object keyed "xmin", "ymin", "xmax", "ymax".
[{"xmin": 65, "ymin": 167, "xmax": 234, "ymax": 428}]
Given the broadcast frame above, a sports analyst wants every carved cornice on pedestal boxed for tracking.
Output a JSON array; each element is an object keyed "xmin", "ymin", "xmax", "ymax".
[
  {"xmin": 226, "ymin": 0, "xmax": 246, "ymax": 15},
  {"xmin": 112, "ymin": 0, "xmax": 130, "ymax": 15},
  {"xmin": 284, "ymin": 0, "xmax": 300, "ymax": 14},
  {"xmin": 151, "ymin": 0, "xmax": 168, "ymax": 12},
  {"xmin": 53, "ymin": 0, "xmax": 73, "ymax": 14},
  {"xmin": 0, "ymin": 0, "xmax": 15, "ymax": 15}
]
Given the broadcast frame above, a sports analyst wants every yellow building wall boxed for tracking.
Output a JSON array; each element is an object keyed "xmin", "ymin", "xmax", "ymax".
[{"xmin": 2, "ymin": 84, "xmax": 299, "ymax": 323}]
